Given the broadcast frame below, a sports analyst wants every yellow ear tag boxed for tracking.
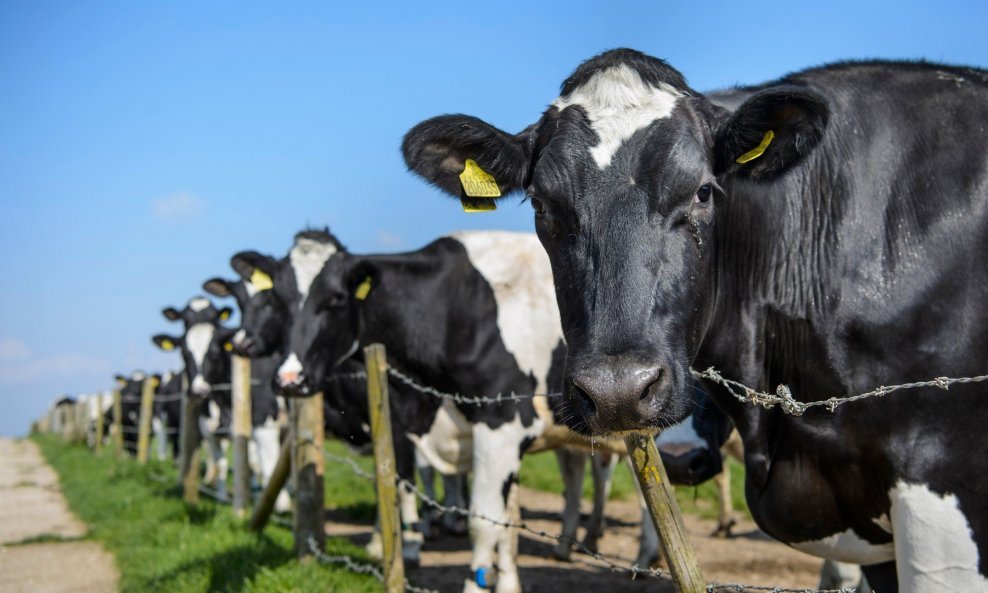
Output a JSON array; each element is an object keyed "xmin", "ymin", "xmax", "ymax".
[
  {"xmin": 354, "ymin": 277, "xmax": 372, "ymax": 301},
  {"xmin": 151, "ymin": 377, "xmax": 160, "ymax": 388},
  {"xmin": 219, "ymin": 310, "xmax": 231, "ymax": 321},
  {"xmin": 160, "ymin": 339, "xmax": 175, "ymax": 351},
  {"xmin": 250, "ymin": 269, "xmax": 273, "ymax": 291},
  {"xmin": 224, "ymin": 343, "xmax": 233, "ymax": 352},
  {"xmin": 459, "ymin": 159, "xmax": 499, "ymax": 213},
  {"xmin": 735, "ymin": 130, "xmax": 775, "ymax": 164}
]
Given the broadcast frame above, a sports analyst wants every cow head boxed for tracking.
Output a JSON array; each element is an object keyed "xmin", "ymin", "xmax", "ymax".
[
  {"xmin": 203, "ymin": 251, "xmax": 285, "ymax": 359},
  {"xmin": 153, "ymin": 297, "xmax": 235, "ymax": 398},
  {"xmin": 403, "ymin": 48, "xmax": 829, "ymax": 434},
  {"xmin": 275, "ymin": 252, "xmax": 371, "ymax": 397}
]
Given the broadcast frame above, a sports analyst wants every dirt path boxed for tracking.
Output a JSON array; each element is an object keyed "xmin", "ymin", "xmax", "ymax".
[
  {"xmin": 0, "ymin": 437, "xmax": 117, "ymax": 593},
  {"xmin": 326, "ymin": 484, "xmax": 827, "ymax": 592}
]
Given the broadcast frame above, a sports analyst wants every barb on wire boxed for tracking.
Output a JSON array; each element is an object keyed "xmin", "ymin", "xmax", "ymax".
[
  {"xmin": 387, "ymin": 367, "xmax": 561, "ymax": 405},
  {"xmin": 306, "ymin": 536, "xmax": 440, "ymax": 593},
  {"xmin": 693, "ymin": 367, "xmax": 988, "ymax": 416}
]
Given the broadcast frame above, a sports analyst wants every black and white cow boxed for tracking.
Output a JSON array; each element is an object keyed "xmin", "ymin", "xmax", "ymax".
[
  {"xmin": 152, "ymin": 371, "xmax": 182, "ymax": 461},
  {"xmin": 404, "ymin": 48, "xmax": 988, "ymax": 592},
  {"xmin": 273, "ymin": 230, "xmax": 565, "ymax": 593},
  {"xmin": 105, "ymin": 372, "xmax": 146, "ymax": 454},
  {"xmin": 152, "ymin": 297, "xmax": 236, "ymax": 496}
]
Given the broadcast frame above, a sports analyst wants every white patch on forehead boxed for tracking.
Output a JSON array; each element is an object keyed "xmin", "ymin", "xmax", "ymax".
[
  {"xmin": 185, "ymin": 323, "xmax": 215, "ymax": 368},
  {"xmin": 552, "ymin": 64, "xmax": 682, "ymax": 169},
  {"xmin": 131, "ymin": 371, "xmax": 146, "ymax": 381},
  {"xmin": 890, "ymin": 481, "xmax": 988, "ymax": 591},
  {"xmin": 289, "ymin": 237, "xmax": 338, "ymax": 307},
  {"xmin": 450, "ymin": 231, "xmax": 563, "ymax": 397},
  {"xmin": 189, "ymin": 297, "xmax": 211, "ymax": 312}
]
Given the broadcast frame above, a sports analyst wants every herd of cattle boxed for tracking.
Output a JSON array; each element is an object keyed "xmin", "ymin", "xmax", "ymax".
[{"xmin": 49, "ymin": 48, "xmax": 988, "ymax": 593}]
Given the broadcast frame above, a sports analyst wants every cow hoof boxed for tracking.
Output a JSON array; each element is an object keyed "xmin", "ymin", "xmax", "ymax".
[
  {"xmin": 494, "ymin": 572, "xmax": 520, "ymax": 593},
  {"xmin": 711, "ymin": 518, "xmax": 737, "ymax": 538},
  {"xmin": 443, "ymin": 516, "xmax": 468, "ymax": 536},
  {"xmin": 365, "ymin": 533, "xmax": 383, "ymax": 561},
  {"xmin": 403, "ymin": 556, "xmax": 421, "ymax": 570},
  {"xmin": 551, "ymin": 542, "xmax": 572, "ymax": 562},
  {"xmin": 582, "ymin": 534, "xmax": 600, "ymax": 553}
]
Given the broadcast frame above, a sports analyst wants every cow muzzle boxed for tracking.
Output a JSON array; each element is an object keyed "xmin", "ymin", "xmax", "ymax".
[{"xmin": 190, "ymin": 375, "xmax": 212, "ymax": 397}]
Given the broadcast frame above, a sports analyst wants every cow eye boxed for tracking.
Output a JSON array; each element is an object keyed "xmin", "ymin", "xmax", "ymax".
[
  {"xmin": 529, "ymin": 196, "xmax": 545, "ymax": 215},
  {"xmin": 695, "ymin": 183, "xmax": 713, "ymax": 206}
]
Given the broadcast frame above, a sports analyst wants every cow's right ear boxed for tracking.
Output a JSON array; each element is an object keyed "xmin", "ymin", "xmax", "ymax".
[
  {"xmin": 231, "ymin": 252, "xmax": 278, "ymax": 283},
  {"xmin": 162, "ymin": 307, "xmax": 182, "ymax": 321},
  {"xmin": 152, "ymin": 334, "xmax": 182, "ymax": 352},
  {"xmin": 402, "ymin": 114, "xmax": 533, "ymax": 202},
  {"xmin": 203, "ymin": 277, "xmax": 232, "ymax": 297},
  {"xmin": 114, "ymin": 374, "xmax": 127, "ymax": 386}
]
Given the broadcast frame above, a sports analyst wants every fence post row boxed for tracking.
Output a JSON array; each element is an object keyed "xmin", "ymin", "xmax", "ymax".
[
  {"xmin": 112, "ymin": 389, "xmax": 124, "ymax": 459},
  {"xmin": 625, "ymin": 432, "xmax": 706, "ymax": 593},
  {"xmin": 232, "ymin": 355, "xmax": 253, "ymax": 517},
  {"xmin": 364, "ymin": 343, "xmax": 405, "ymax": 593},
  {"xmin": 291, "ymin": 391, "xmax": 325, "ymax": 557},
  {"xmin": 136, "ymin": 376, "xmax": 157, "ymax": 464}
]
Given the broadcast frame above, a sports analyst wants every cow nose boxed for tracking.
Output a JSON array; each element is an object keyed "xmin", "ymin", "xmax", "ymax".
[
  {"xmin": 277, "ymin": 353, "xmax": 310, "ymax": 396},
  {"xmin": 566, "ymin": 357, "xmax": 671, "ymax": 433},
  {"xmin": 661, "ymin": 447, "xmax": 718, "ymax": 486},
  {"xmin": 190, "ymin": 375, "xmax": 211, "ymax": 397}
]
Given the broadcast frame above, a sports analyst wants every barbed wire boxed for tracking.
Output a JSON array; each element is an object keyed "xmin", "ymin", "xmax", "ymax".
[
  {"xmin": 319, "ymin": 444, "xmax": 854, "ymax": 593},
  {"xmin": 692, "ymin": 367, "xmax": 988, "ymax": 416},
  {"xmin": 306, "ymin": 536, "xmax": 440, "ymax": 593}
]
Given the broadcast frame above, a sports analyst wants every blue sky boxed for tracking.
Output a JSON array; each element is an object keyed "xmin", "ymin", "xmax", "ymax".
[{"xmin": 1, "ymin": 1, "xmax": 985, "ymax": 436}]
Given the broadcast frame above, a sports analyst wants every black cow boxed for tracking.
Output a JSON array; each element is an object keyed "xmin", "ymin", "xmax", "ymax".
[
  {"xmin": 105, "ymin": 373, "xmax": 146, "ymax": 454},
  {"xmin": 404, "ymin": 48, "xmax": 988, "ymax": 591},
  {"xmin": 152, "ymin": 297, "xmax": 236, "ymax": 496},
  {"xmin": 152, "ymin": 371, "xmax": 182, "ymax": 460}
]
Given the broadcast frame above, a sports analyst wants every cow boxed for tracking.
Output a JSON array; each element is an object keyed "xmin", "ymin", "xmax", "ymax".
[
  {"xmin": 152, "ymin": 371, "xmax": 182, "ymax": 461},
  {"xmin": 152, "ymin": 297, "xmax": 236, "ymax": 497},
  {"xmin": 403, "ymin": 48, "xmax": 988, "ymax": 592},
  {"xmin": 103, "ymin": 373, "xmax": 147, "ymax": 454},
  {"xmin": 222, "ymin": 230, "xmax": 468, "ymax": 556}
]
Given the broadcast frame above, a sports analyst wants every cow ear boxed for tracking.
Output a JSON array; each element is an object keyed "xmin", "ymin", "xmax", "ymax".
[
  {"xmin": 345, "ymin": 261, "xmax": 378, "ymax": 302},
  {"xmin": 162, "ymin": 307, "xmax": 182, "ymax": 321},
  {"xmin": 203, "ymin": 278, "xmax": 232, "ymax": 297},
  {"xmin": 713, "ymin": 87, "xmax": 829, "ymax": 181},
  {"xmin": 231, "ymin": 251, "xmax": 277, "ymax": 282},
  {"xmin": 402, "ymin": 114, "xmax": 533, "ymax": 205},
  {"xmin": 153, "ymin": 334, "xmax": 181, "ymax": 352},
  {"xmin": 114, "ymin": 374, "xmax": 127, "ymax": 386}
]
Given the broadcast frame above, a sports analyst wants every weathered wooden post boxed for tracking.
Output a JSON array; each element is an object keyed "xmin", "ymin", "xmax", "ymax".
[
  {"xmin": 291, "ymin": 392, "xmax": 325, "ymax": 557},
  {"xmin": 625, "ymin": 433, "xmax": 706, "ymax": 593},
  {"xmin": 94, "ymin": 393, "xmax": 106, "ymax": 454},
  {"xmin": 136, "ymin": 377, "xmax": 157, "ymax": 464},
  {"xmin": 250, "ymin": 434, "xmax": 292, "ymax": 531},
  {"xmin": 112, "ymin": 389, "xmax": 124, "ymax": 459},
  {"xmin": 178, "ymin": 374, "xmax": 202, "ymax": 504},
  {"xmin": 365, "ymin": 344, "xmax": 404, "ymax": 593},
  {"xmin": 231, "ymin": 355, "xmax": 253, "ymax": 517}
]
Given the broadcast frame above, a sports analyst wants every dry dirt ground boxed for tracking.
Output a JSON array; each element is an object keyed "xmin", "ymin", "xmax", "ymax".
[
  {"xmin": 326, "ymin": 484, "xmax": 828, "ymax": 593},
  {"xmin": 0, "ymin": 438, "xmax": 118, "ymax": 593}
]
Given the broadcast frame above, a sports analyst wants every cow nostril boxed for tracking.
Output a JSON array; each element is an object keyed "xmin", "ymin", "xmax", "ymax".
[
  {"xmin": 638, "ymin": 366, "xmax": 666, "ymax": 401},
  {"xmin": 568, "ymin": 381, "xmax": 598, "ymax": 417},
  {"xmin": 688, "ymin": 451, "xmax": 707, "ymax": 474}
]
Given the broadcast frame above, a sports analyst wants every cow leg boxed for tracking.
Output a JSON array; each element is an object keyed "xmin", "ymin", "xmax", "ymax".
[
  {"xmin": 860, "ymin": 561, "xmax": 896, "ymax": 593},
  {"xmin": 253, "ymin": 418, "xmax": 291, "ymax": 513},
  {"xmin": 552, "ymin": 448, "xmax": 586, "ymax": 561},
  {"xmin": 399, "ymin": 481, "xmax": 424, "ymax": 567},
  {"xmin": 152, "ymin": 416, "xmax": 168, "ymax": 461},
  {"xmin": 584, "ymin": 452, "xmax": 616, "ymax": 553},
  {"xmin": 441, "ymin": 472, "xmax": 469, "ymax": 536},
  {"xmin": 417, "ymin": 457, "xmax": 438, "ymax": 539},
  {"xmin": 890, "ymin": 483, "xmax": 987, "ymax": 592},
  {"xmin": 819, "ymin": 560, "xmax": 872, "ymax": 593},
  {"xmin": 712, "ymin": 465, "xmax": 737, "ymax": 537},
  {"xmin": 463, "ymin": 419, "xmax": 538, "ymax": 593}
]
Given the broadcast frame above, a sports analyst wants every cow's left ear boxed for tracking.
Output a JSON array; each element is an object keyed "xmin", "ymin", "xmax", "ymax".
[
  {"xmin": 203, "ymin": 278, "xmax": 232, "ymax": 298},
  {"xmin": 403, "ymin": 115, "xmax": 534, "ymax": 204},
  {"xmin": 153, "ymin": 334, "xmax": 182, "ymax": 352},
  {"xmin": 713, "ymin": 87, "xmax": 829, "ymax": 180},
  {"xmin": 162, "ymin": 307, "xmax": 182, "ymax": 322}
]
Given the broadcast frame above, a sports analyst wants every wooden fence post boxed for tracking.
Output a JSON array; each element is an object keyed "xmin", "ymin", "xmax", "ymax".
[
  {"xmin": 291, "ymin": 393, "xmax": 325, "ymax": 558},
  {"xmin": 94, "ymin": 393, "xmax": 105, "ymax": 454},
  {"xmin": 625, "ymin": 433, "xmax": 706, "ymax": 593},
  {"xmin": 365, "ymin": 344, "xmax": 404, "ymax": 593},
  {"xmin": 232, "ymin": 355, "xmax": 253, "ymax": 517},
  {"xmin": 250, "ymin": 433, "xmax": 292, "ymax": 531},
  {"xmin": 136, "ymin": 377, "xmax": 157, "ymax": 464},
  {"xmin": 113, "ymin": 389, "xmax": 124, "ymax": 459},
  {"xmin": 179, "ymin": 374, "xmax": 202, "ymax": 504}
]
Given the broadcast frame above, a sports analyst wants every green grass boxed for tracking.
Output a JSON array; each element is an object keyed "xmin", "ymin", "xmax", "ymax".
[{"xmin": 35, "ymin": 434, "xmax": 378, "ymax": 593}]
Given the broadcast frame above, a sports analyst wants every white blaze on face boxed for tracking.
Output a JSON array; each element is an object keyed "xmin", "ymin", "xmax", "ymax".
[
  {"xmin": 232, "ymin": 329, "xmax": 247, "ymax": 347},
  {"xmin": 289, "ymin": 237, "xmax": 338, "ymax": 308},
  {"xmin": 188, "ymin": 297, "xmax": 211, "ymax": 312},
  {"xmin": 278, "ymin": 352, "xmax": 303, "ymax": 384},
  {"xmin": 450, "ymin": 231, "xmax": 563, "ymax": 398},
  {"xmin": 552, "ymin": 63, "xmax": 682, "ymax": 169},
  {"xmin": 185, "ymin": 323, "xmax": 215, "ymax": 389}
]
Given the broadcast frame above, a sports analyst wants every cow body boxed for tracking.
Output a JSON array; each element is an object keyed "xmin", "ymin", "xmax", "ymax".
[
  {"xmin": 404, "ymin": 50, "xmax": 988, "ymax": 591},
  {"xmin": 152, "ymin": 371, "xmax": 182, "ymax": 460}
]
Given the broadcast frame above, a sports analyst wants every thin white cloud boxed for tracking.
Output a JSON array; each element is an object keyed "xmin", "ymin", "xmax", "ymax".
[
  {"xmin": 0, "ymin": 337, "xmax": 111, "ymax": 384},
  {"xmin": 151, "ymin": 191, "xmax": 205, "ymax": 222},
  {"xmin": 0, "ymin": 337, "xmax": 31, "ymax": 361},
  {"xmin": 376, "ymin": 229, "xmax": 403, "ymax": 249}
]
